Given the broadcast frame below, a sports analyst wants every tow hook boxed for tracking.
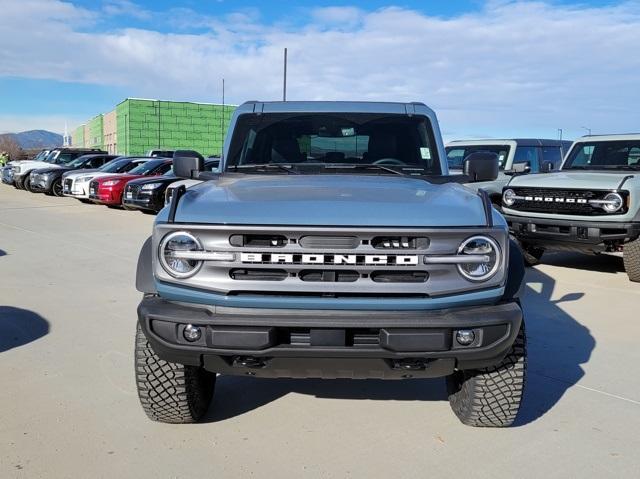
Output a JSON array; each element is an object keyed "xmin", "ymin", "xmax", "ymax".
[
  {"xmin": 391, "ymin": 358, "xmax": 430, "ymax": 371},
  {"xmin": 233, "ymin": 356, "xmax": 267, "ymax": 369}
]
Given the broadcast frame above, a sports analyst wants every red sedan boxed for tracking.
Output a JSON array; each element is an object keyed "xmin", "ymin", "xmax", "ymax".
[{"xmin": 88, "ymin": 158, "xmax": 172, "ymax": 206}]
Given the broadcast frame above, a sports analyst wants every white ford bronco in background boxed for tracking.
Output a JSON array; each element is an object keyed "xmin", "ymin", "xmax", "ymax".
[{"xmin": 503, "ymin": 134, "xmax": 640, "ymax": 281}]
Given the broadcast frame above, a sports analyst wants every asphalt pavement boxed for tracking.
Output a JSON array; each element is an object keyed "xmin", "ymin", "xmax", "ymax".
[{"xmin": 1, "ymin": 186, "xmax": 639, "ymax": 478}]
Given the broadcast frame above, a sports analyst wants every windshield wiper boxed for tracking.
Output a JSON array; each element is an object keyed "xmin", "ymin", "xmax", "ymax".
[
  {"xmin": 320, "ymin": 164, "xmax": 411, "ymax": 176},
  {"xmin": 568, "ymin": 165, "xmax": 640, "ymax": 171},
  {"xmin": 228, "ymin": 164, "xmax": 300, "ymax": 174}
]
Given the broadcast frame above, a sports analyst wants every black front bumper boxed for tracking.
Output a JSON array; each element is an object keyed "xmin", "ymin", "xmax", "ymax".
[
  {"xmin": 506, "ymin": 214, "xmax": 640, "ymax": 251},
  {"xmin": 123, "ymin": 192, "xmax": 163, "ymax": 212},
  {"xmin": 138, "ymin": 296, "xmax": 523, "ymax": 379}
]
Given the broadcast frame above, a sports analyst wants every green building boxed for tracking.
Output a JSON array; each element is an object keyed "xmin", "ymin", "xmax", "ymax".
[{"xmin": 72, "ymin": 98, "xmax": 236, "ymax": 157}]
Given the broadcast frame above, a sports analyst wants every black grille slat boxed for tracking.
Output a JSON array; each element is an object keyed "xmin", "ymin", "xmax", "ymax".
[{"xmin": 510, "ymin": 187, "xmax": 611, "ymax": 215}]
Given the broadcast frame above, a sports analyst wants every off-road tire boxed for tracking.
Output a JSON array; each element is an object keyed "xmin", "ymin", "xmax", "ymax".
[
  {"xmin": 14, "ymin": 175, "xmax": 25, "ymax": 189},
  {"xmin": 623, "ymin": 238, "xmax": 640, "ymax": 282},
  {"xmin": 446, "ymin": 323, "xmax": 526, "ymax": 427},
  {"xmin": 135, "ymin": 323, "xmax": 216, "ymax": 423}
]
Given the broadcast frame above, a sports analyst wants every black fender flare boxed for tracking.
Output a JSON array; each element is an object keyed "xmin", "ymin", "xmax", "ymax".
[
  {"xmin": 136, "ymin": 237, "xmax": 156, "ymax": 294},
  {"xmin": 502, "ymin": 239, "xmax": 525, "ymax": 301}
]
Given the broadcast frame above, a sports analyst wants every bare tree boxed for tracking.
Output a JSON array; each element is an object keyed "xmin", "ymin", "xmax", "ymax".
[{"xmin": 0, "ymin": 135, "xmax": 22, "ymax": 162}]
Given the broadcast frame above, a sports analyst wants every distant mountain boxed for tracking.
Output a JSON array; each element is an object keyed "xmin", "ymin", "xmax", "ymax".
[{"xmin": 0, "ymin": 130, "xmax": 63, "ymax": 149}]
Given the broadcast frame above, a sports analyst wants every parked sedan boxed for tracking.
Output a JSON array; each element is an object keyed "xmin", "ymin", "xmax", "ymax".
[
  {"xmin": 30, "ymin": 154, "xmax": 118, "ymax": 196},
  {"xmin": 126, "ymin": 158, "xmax": 220, "ymax": 214},
  {"xmin": 122, "ymin": 169, "xmax": 179, "ymax": 214},
  {"xmin": 62, "ymin": 157, "xmax": 151, "ymax": 202},
  {"xmin": 88, "ymin": 158, "xmax": 172, "ymax": 207}
]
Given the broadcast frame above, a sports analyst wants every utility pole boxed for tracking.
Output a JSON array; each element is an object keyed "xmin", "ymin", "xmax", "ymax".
[{"xmin": 283, "ymin": 47, "xmax": 288, "ymax": 101}]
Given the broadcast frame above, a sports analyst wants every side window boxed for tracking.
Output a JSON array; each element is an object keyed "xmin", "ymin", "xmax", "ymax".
[
  {"xmin": 513, "ymin": 146, "xmax": 540, "ymax": 172},
  {"xmin": 628, "ymin": 147, "xmax": 640, "ymax": 165},
  {"xmin": 541, "ymin": 147, "xmax": 563, "ymax": 170},
  {"xmin": 122, "ymin": 162, "xmax": 141, "ymax": 172},
  {"xmin": 446, "ymin": 148, "xmax": 466, "ymax": 168},
  {"xmin": 155, "ymin": 163, "xmax": 172, "ymax": 174},
  {"xmin": 89, "ymin": 157, "xmax": 105, "ymax": 168}
]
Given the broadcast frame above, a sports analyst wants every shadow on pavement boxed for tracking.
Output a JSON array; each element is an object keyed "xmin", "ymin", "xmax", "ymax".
[
  {"xmin": 542, "ymin": 251, "xmax": 624, "ymax": 274},
  {"xmin": 204, "ymin": 266, "xmax": 595, "ymax": 427},
  {"xmin": 207, "ymin": 376, "xmax": 445, "ymax": 422},
  {"xmin": 0, "ymin": 306, "xmax": 50, "ymax": 353},
  {"xmin": 0, "ymin": 249, "xmax": 7, "ymax": 257},
  {"xmin": 514, "ymin": 266, "xmax": 595, "ymax": 426}
]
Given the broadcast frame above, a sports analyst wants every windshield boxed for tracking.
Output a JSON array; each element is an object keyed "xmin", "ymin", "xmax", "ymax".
[
  {"xmin": 162, "ymin": 168, "xmax": 175, "ymax": 177},
  {"xmin": 129, "ymin": 159, "xmax": 166, "ymax": 175},
  {"xmin": 44, "ymin": 150, "xmax": 60, "ymax": 163},
  {"xmin": 563, "ymin": 141, "xmax": 640, "ymax": 170},
  {"xmin": 226, "ymin": 113, "xmax": 441, "ymax": 175},
  {"xmin": 67, "ymin": 156, "xmax": 92, "ymax": 168},
  {"xmin": 446, "ymin": 145, "xmax": 511, "ymax": 170},
  {"xmin": 100, "ymin": 158, "xmax": 130, "ymax": 173},
  {"xmin": 54, "ymin": 153, "xmax": 78, "ymax": 165}
]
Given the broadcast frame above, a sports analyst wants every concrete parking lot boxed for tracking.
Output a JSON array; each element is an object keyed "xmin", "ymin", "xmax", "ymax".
[{"xmin": 1, "ymin": 186, "xmax": 639, "ymax": 478}]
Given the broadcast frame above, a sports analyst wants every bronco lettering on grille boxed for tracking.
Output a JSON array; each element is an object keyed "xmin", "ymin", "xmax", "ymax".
[{"xmin": 240, "ymin": 253, "xmax": 419, "ymax": 266}]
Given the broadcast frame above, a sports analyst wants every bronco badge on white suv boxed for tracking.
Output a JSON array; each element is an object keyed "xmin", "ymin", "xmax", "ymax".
[{"xmin": 503, "ymin": 134, "xmax": 640, "ymax": 281}]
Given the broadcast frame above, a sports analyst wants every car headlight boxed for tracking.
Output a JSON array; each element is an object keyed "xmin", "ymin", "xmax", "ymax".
[
  {"xmin": 102, "ymin": 179, "xmax": 122, "ymax": 187},
  {"xmin": 601, "ymin": 192, "xmax": 623, "ymax": 213},
  {"xmin": 457, "ymin": 236, "xmax": 501, "ymax": 282},
  {"xmin": 502, "ymin": 188, "xmax": 517, "ymax": 206},
  {"xmin": 159, "ymin": 232, "xmax": 203, "ymax": 278},
  {"xmin": 141, "ymin": 182, "xmax": 162, "ymax": 190}
]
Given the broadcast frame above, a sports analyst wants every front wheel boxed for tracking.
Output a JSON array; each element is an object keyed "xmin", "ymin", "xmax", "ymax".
[
  {"xmin": 446, "ymin": 322, "xmax": 526, "ymax": 427},
  {"xmin": 135, "ymin": 323, "xmax": 216, "ymax": 423},
  {"xmin": 623, "ymin": 237, "xmax": 640, "ymax": 282},
  {"xmin": 51, "ymin": 178, "xmax": 63, "ymax": 197},
  {"xmin": 23, "ymin": 175, "xmax": 34, "ymax": 193}
]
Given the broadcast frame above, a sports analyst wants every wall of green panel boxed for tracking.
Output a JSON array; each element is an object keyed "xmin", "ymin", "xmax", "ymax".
[
  {"xmin": 72, "ymin": 126, "xmax": 85, "ymax": 148},
  {"xmin": 74, "ymin": 98, "xmax": 236, "ymax": 157},
  {"xmin": 87, "ymin": 115, "xmax": 104, "ymax": 149}
]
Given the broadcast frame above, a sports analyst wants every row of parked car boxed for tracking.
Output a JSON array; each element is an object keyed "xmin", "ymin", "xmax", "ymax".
[
  {"xmin": 1, "ymin": 147, "xmax": 219, "ymax": 214},
  {"xmin": 2, "ymin": 131, "xmax": 639, "ymax": 283}
]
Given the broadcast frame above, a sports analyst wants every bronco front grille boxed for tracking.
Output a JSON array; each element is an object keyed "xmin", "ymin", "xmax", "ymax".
[
  {"xmin": 154, "ymin": 225, "xmax": 509, "ymax": 298},
  {"xmin": 508, "ymin": 187, "xmax": 626, "ymax": 215}
]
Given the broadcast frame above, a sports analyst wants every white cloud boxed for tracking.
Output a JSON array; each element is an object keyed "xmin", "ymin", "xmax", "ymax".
[{"xmin": 1, "ymin": 0, "xmax": 639, "ymax": 138}]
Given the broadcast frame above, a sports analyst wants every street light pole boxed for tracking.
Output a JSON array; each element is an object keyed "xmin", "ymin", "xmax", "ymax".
[
  {"xmin": 558, "ymin": 128, "xmax": 563, "ymax": 141},
  {"xmin": 283, "ymin": 47, "xmax": 287, "ymax": 101},
  {"xmin": 581, "ymin": 126, "xmax": 592, "ymax": 135}
]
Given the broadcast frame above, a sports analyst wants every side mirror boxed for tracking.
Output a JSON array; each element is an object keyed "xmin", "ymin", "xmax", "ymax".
[
  {"xmin": 504, "ymin": 162, "xmax": 531, "ymax": 176},
  {"xmin": 173, "ymin": 150, "xmax": 204, "ymax": 179},
  {"xmin": 463, "ymin": 151, "xmax": 499, "ymax": 182},
  {"xmin": 541, "ymin": 161, "xmax": 555, "ymax": 173}
]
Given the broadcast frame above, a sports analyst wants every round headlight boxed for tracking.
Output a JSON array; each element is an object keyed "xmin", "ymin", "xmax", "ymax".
[
  {"xmin": 502, "ymin": 188, "xmax": 516, "ymax": 207},
  {"xmin": 159, "ymin": 231, "xmax": 203, "ymax": 278},
  {"xmin": 602, "ymin": 192, "xmax": 623, "ymax": 213},
  {"xmin": 457, "ymin": 236, "xmax": 501, "ymax": 282}
]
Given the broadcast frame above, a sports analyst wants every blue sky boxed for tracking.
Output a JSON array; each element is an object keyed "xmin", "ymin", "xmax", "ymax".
[{"xmin": 1, "ymin": 0, "xmax": 639, "ymax": 140}]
